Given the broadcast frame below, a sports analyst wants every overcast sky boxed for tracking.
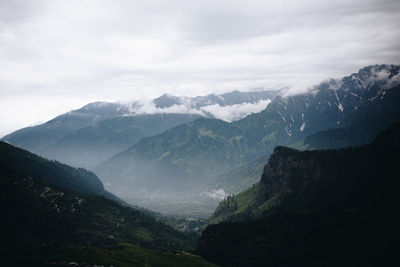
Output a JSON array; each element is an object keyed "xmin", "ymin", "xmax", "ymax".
[{"xmin": 1, "ymin": 0, "xmax": 400, "ymax": 137}]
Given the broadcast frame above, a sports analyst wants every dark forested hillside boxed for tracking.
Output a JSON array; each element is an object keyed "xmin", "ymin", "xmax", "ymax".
[
  {"xmin": 0, "ymin": 141, "xmax": 110, "ymax": 197},
  {"xmin": 0, "ymin": 142, "xmax": 215, "ymax": 266},
  {"xmin": 197, "ymin": 122, "xmax": 400, "ymax": 266}
]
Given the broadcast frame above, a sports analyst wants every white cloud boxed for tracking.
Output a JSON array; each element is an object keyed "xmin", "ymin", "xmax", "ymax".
[
  {"xmin": 201, "ymin": 189, "xmax": 227, "ymax": 200},
  {"xmin": 123, "ymin": 98, "xmax": 272, "ymax": 123},
  {"xmin": 1, "ymin": 0, "xmax": 400, "ymax": 135},
  {"xmin": 133, "ymin": 101, "xmax": 205, "ymax": 116},
  {"xmin": 200, "ymin": 100, "xmax": 271, "ymax": 122},
  {"xmin": 0, "ymin": 94, "xmax": 98, "ymax": 138}
]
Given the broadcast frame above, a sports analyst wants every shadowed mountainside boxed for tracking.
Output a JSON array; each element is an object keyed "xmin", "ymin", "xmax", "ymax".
[
  {"xmin": 197, "ymin": 122, "xmax": 400, "ymax": 266},
  {"xmin": 0, "ymin": 142, "xmax": 216, "ymax": 266}
]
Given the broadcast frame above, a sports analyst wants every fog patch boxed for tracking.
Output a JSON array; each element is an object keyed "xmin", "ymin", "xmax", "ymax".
[
  {"xmin": 200, "ymin": 99, "xmax": 271, "ymax": 122},
  {"xmin": 201, "ymin": 189, "xmax": 227, "ymax": 200},
  {"xmin": 133, "ymin": 100, "xmax": 205, "ymax": 116},
  {"xmin": 123, "ymin": 98, "xmax": 272, "ymax": 122},
  {"xmin": 384, "ymin": 71, "xmax": 400, "ymax": 89},
  {"xmin": 370, "ymin": 68, "xmax": 391, "ymax": 82}
]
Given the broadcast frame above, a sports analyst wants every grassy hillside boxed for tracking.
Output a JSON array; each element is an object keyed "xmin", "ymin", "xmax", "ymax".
[
  {"xmin": 207, "ymin": 155, "xmax": 266, "ymax": 195},
  {"xmin": 95, "ymin": 118, "xmax": 249, "ymax": 197},
  {"xmin": 49, "ymin": 113, "xmax": 202, "ymax": 168}
]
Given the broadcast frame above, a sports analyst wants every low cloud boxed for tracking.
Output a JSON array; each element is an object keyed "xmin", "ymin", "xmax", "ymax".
[
  {"xmin": 200, "ymin": 100, "xmax": 271, "ymax": 122},
  {"xmin": 132, "ymin": 101, "xmax": 205, "ymax": 116},
  {"xmin": 1, "ymin": 0, "xmax": 400, "ymax": 135},
  {"xmin": 126, "ymin": 98, "xmax": 272, "ymax": 122},
  {"xmin": 201, "ymin": 189, "xmax": 227, "ymax": 200}
]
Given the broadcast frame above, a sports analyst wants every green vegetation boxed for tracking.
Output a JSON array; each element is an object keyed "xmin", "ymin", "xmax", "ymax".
[
  {"xmin": 0, "ymin": 141, "xmax": 111, "ymax": 197},
  {"xmin": 53, "ymin": 113, "xmax": 202, "ymax": 168},
  {"xmin": 207, "ymin": 155, "xmax": 266, "ymax": 195},
  {"xmin": 197, "ymin": 122, "xmax": 400, "ymax": 266},
  {"xmin": 291, "ymin": 112, "xmax": 400, "ymax": 150},
  {"xmin": 96, "ymin": 65, "xmax": 400, "ymax": 202},
  {"xmin": 0, "ymin": 142, "xmax": 211, "ymax": 266},
  {"xmin": 95, "ymin": 118, "xmax": 254, "ymax": 197},
  {"xmin": 209, "ymin": 185, "xmax": 257, "ymax": 224}
]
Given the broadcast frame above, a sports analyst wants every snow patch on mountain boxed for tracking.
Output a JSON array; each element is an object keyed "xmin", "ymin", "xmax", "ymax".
[{"xmin": 300, "ymin": 122, "xmax": 306, "ymax": 132}]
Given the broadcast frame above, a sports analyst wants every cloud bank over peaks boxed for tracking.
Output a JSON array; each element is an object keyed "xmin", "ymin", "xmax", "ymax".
[
  {"xmin": 123, "ymin": 89, "xmax": 277, "ymax": 122},
  {"xmin": 201, "ymin": 99, "xmax": 271, "ymax": 122}
]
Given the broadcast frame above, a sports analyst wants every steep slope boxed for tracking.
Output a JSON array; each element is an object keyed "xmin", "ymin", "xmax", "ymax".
[
  {"xmin": 206, "ymin": 155, "xmax": 267, "ymax": 195},
  {"xmin": 233, "ymin": 64, "xmax": 400, "ymax": 143},
  {"xmin": 96, "ymin": 65, "xmax": 400, "ymax": 200},
  {"xmin": 0, "ymin": 141, "xmax": 110, "ymax": 197},
  {"xmin": 291, "ymin": 111, "xmax": 400, "ymax": 150},
  {"xmin": 153, "ymin": 89, "xmax": 281, "ymax": 109},
  {"xmin": 47, "ymin": 113, "xmax": 202, "ymax": 168},
  {"xmin": 1, "ymin": 102, "xmax": 129, "ymax": 154},
  {"xmin": 96, "ymin": 118, "xmax": 245, "ymax": 197},
  {"xmin": 197, "ymin": 122, "xmax": 400, "ymax": 266},
  {"xmin": 208, "ymin": 110, "xmax": 400, "ymax": 198},
  {"xmin": 0, "ymin": 143, "xmax": 215, "ymax": 266},
  {"xmin": 2, "ymin": 89, "xmax": 279, "ymax": 169}
]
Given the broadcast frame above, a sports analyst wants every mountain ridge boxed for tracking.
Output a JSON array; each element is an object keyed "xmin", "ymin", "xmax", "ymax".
[
  {"xmin": 95, "ymin": 64, "xmax": 400, "ymax": 202},
  {"xmin": 2, "ymin": 89, "xmax": 279, "ymax": 169},
  {"xmin": 0, "ymin": 141, "xmax": 216, "ymax": 266},
  {"xmin": 197, "ymin": 122, "xmax": 400, "ymax": 266}
]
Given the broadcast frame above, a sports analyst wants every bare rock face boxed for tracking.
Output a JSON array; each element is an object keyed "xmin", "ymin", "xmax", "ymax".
[{"xmin": 258, "ymin": 146, "xmax": 367, "ymax": 213}]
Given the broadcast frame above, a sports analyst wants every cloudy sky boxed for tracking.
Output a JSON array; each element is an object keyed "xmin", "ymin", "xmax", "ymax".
[{"xmin": 1, "ymin": 0, "xmax": 400, "ymax": 137}]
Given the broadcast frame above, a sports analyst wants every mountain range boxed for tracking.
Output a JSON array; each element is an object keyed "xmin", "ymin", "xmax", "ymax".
[
  {"xmin": 94, "ymin": 64, "xmax": 400, "ymax": 203},
  {"xmin": 2, "ymin": 90, "xmax": 279, "ymax": 169},
  {"xmin": 3, "ymin": 65, "xmax": 399, "ymax": 215},
  {"xmin": 2, "ymin": 64, "xmax": 400, "ymax": 266}
]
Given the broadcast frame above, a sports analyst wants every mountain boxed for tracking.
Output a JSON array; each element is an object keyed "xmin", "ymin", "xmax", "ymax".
[
  {"xmin": 153, "ymin": 89, "xmax": 281, "ymax": 109},
  {"xmin": 45, "ymin": 113, "xmax": 202, "ymax": 168},
  {"xmin": 0, "ymin": 142, "xmax": 215, "ymax": 266},
  {"xmin": 233, "ymin": 64, "xmax": 400, "ymax": 142},
  {"xmin": 95, "ymin": 65, "xmax": 400, "ymax": 202},
  {"xmin": 196, "ymin": 122, "xmax": 400, "ymax": 266},
  {"xmin": 1, "ymin": 102, "xmax": 129, "ymax": 154},
  {"xmin": 206, "ymin": 155, "xmax": 267, "ymax": 195},
  {"xmin": 0, "ymin": 141, "xmax": 113, "ymax": 198},
  {"xmin": 2, "ymin": 89, "xmax": 278, "ymax": 169},
  {"xmin": 291, "ymin": 111, "xmax": 400, "ymax": 150},
  {"xmin": 209, "ymin": 110, "xmax": 400, "ymax": 197},
  {"xmin": 95, "ymin": 118, "xmax": 245, "ymax": 198}
]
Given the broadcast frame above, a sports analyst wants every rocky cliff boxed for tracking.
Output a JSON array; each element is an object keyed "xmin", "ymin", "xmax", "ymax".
[{"xmin": 198, "ymin": 123, "xmax": 400, "ymax": 266}]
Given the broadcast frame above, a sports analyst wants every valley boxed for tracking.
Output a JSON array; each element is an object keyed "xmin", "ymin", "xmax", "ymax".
[{"xmin": 1, "ymin": 65, "xmax": 400, "ymax": 266}]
